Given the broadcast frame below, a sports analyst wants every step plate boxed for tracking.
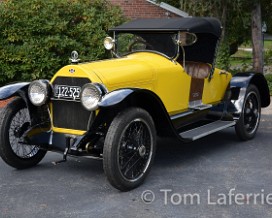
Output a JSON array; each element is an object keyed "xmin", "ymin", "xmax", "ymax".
[{"xmin": 179, "ymin": 120, "xmax": 236, "ymax": 141}]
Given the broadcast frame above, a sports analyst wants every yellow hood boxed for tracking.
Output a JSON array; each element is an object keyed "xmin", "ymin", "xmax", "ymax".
[{"xmin": 51, "ymin": 53, "xmax": 169, "ymax": 91}]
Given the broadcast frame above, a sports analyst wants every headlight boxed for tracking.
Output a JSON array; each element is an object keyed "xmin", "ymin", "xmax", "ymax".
[
  {"xmin": 104, "ymin": 37, "xmax": 115, "ymax": 50},
  {"xmin": 80, "ymin": 83, "xmax": 103, "ymax": 111},
  {"xmin": 28, "ymin": 80, "xmax": 50, "ymax": 106}
]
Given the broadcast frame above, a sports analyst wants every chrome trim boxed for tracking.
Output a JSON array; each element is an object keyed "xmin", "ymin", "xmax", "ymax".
[
  {"xmin": 173, "ymin": 32, "xmax": 180, "ymax": 61},
  {"xmin": 80, "ymin": 83, "xmax": 103, "ymax": 111},
  {"xmin": 68, "ymin": 154, "xmax": 103, "ymax": 160},
  {"xmin": 231, "ymin": 87, "xmax": 247, "ymax": 115},
  {"xmin": 96, "ymin": 83, "xmax": 108, "ymax": 95},
  {"xmin": 111, "ymin": 32, "xmax": 120, "ymax": 58},
  {"xmin": 189, "ymin": 100, "xmax": 202, "ymax": 108},
  {"xmin": 28, "ymin": 80, "xmax": 50, "ymax": 106},
  {"xmin": 104, "ymin": 37, "xmax": 115, "ymax": 50},
  {"xmin": 70, "ymin": 51, "xmax": 80, "ymax": 64},
  {"xmin": 170, "ymin": 110, "xmax": 194, "ymax": 120},
  {"xmin": 51, "ymin": 98, "xmax": 81, "ymax": 103}
]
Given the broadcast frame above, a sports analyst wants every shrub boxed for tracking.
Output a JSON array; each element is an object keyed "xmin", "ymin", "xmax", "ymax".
[
  {"xmin": 265, "ymin": 74, "xmax": 272, "ymax": 95},
  {"xmin": 0, "ymin": 0, "xmax": 125, "ymax": 85}
]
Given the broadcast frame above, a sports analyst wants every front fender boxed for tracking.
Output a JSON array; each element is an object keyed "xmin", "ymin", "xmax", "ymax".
[
  {"xmin": 98, "ymin": 89, "xmax": 135, "ymax": 107},
  {"xmin": 0, "ymin": 82, "xmax": 29, "ymax": 100},
  {"xmin": 0, "ymin": 82, "xmax": 51, "ymax": 131},
  {"xmin": 95, "ymin": 88, "xmax": 189, "ymax": 142}
]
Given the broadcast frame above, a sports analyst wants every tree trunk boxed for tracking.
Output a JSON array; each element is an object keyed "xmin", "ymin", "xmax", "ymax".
[
  {"xmin": 220, "ymin": 0, "xmax": 227, "ymax": 41},
  {"xmin": 251, "ymin": 1, "xmax": 263, "ymax": 73}
]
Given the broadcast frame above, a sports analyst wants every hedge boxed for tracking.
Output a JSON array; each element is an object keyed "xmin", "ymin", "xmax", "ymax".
[{"xmin": 0, "ymin": 0, "xmax": 125, "ymax": 85}]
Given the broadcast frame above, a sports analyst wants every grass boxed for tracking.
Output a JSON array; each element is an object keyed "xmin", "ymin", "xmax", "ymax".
[
  {"xmin": 264, "ymin": 40, "xmax": 272, "ymax": 49},
  {"xmin": 230, "ymin": 39, "xmax": 272, "ymax": 71},
  {"xmin": 229, "ymin": 40, "xmax": 272, "ymax": 95}
]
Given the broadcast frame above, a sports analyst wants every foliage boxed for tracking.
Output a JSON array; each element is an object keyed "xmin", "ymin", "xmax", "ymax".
[
  {"xmin": 0, "ymin": 0, "xmax": 124, "ymax": 85},
  {"xmin": 216, "ymin": 43, "xmax": 231, "ymax": 71},
  {"xmin": 265, "ymin": 74, "xmax": 272, "ymax": 95},
  {"xmin": 264, "ymin": 49, "xmax": 272, "ymax": 65},
  {"xmin": 158, "ymin": 0, "xmax": 272, "ymax": 71},
  {"xmin": 262, "ymin": 0, "xmax": 272, "ymax": 34},
  {"xmin": 156, "ymin": 0, "xmax": 180, "ymax": 8}
]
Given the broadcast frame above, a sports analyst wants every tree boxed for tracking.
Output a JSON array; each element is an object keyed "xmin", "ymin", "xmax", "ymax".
[
  {"xmin": 159, "ymin": 0, "xmax": 272, "ymax": 73},
  {"xmin": 251, "ymin": 1, "xmax": 263, "ymax": 72},
  {"xmin": 0, "ymin": 0, "xmax": 124, "ymax": 85}
]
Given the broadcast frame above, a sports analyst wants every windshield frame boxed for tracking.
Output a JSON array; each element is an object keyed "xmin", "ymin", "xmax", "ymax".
[{"xmin": 112, "ymin": 31, "xmax": 180, "ymax": 60}]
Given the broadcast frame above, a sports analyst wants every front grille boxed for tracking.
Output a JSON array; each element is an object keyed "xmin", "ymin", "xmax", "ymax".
[{"xmin": 51, "ymin": 77, "xmax": 92, "ymax": 131}]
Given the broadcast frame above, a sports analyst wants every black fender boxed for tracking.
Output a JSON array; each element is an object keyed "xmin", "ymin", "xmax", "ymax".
[
  {"xmin": 0, "ymin": 82, "xmax": 29, "ymax": 100},
  {"xmin": 230, "ymin": 72, "xmax": 270, "ymax": 108},
  {"xmin": 96, "ymin": 88, "xmax": 186, "ymax": 140},
  {"xmin": 0, "ymin": 82, "xmax": 51, "ymax": 130},
  {"xmin": 228, "ymin": 72, "xmax": 270, "ymax": 119}
]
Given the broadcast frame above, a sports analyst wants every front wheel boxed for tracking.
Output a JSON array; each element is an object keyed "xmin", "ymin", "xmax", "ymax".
[
  {"xmin": 103, "ymin": 108, "xmax": 156, "ymax": 191},
  {"xmin": 235, "ymin": 85, "xmax": 261, "ymax": 140},
  {"xmin": 0, "ymin": 97, "xmax": 47, "ymax": 169}
]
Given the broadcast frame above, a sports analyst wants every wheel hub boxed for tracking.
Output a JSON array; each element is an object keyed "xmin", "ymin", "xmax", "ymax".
[
  {"xmin": 138, "ymin": 145, "xmax": 146, "ymax": 157},
  {"xmin": 13, "ymin": 122, "xmax": 30, "ymax": 138}
]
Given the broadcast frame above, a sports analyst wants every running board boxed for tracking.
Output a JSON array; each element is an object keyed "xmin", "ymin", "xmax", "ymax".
[{"xmin": 179, "ymin": 120, "xmax": 236, "ymax": 141}]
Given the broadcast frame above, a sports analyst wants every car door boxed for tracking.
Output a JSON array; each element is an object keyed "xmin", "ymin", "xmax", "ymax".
[{"xmin": 202, "ymin": 68, "xmax": 232, "ymax": 105}]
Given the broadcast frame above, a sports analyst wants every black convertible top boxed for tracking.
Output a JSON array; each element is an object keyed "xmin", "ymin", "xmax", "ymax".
[{"xmin": 110, "ymin": 17, "xmax": 222, "ymax": 38}]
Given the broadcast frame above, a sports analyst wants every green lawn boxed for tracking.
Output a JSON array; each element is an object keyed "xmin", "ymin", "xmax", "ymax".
[
  {"xmin": 264, "ymin": 40, "xmax": 272, "ymax": 49},
  {"xmin": 230, "ymin": 40, "xmax": 272, "ymax": 95},
  {"xmin": 230, "ymin": 40, "xmax": 272, "ymax": 68}
]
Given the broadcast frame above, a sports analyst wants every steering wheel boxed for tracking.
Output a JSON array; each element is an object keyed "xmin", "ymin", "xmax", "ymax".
[{"xmin": 128, "ymin": 40, "xmax": 153, "ymax": 52}]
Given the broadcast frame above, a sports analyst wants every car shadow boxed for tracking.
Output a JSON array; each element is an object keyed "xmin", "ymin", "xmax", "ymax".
[
  {"xmin": 17, "ymin": 121, "xmax": 269, "ymax": 183},
  {"xmin": 154, "ymin": 129, "xmax": 244, "ymax": 168}
]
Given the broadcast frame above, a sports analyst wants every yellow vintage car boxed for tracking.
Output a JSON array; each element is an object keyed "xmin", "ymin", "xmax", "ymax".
[{"xmin": 0, "ymin": 17, "xmax": 270, "ymax": 191}]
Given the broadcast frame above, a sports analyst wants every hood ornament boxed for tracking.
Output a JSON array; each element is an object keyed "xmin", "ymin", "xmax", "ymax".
[{"xmin": 70, "ymin": 50, "xmax": 80, "ymax": 64}]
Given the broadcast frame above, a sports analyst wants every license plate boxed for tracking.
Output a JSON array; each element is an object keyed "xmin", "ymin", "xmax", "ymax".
[{"xmin": 54, "ymin": 85, "xmax": 81, "ymax": 100}]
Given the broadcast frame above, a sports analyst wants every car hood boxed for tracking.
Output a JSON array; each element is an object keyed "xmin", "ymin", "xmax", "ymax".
[{"xmin": 52, "ymin": 52, "xmax": 172, "ymax": 91}]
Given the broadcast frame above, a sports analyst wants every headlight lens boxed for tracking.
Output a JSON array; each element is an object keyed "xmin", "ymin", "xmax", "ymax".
[
  {"xmin": 80, "ymin": 83, "xmax": 103, "ymax": 111},
  {"xmin": 104, "ymin": 37, "xmax": 115, "ymax": 50},
  {"xmin": 28, "ymin": 80, "xmax": 49, "ymax": 106}
]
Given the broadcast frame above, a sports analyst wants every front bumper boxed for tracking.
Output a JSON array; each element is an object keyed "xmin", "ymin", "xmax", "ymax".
[{"xmin": 27, "ymin": 130, "xmax": 103, "ymax": 159}]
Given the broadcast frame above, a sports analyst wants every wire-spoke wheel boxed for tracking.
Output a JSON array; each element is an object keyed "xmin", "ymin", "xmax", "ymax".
[
  {"xmin": 0, "ymin": 97, "xmax": 46, "ymax": 169},
  {"xmin": 235, "ymin": 85, "xmax": 261, "ymax": 140},
  {"xmin": 103, "ymin": 107, "xmax": 156, "ymax": 191}
]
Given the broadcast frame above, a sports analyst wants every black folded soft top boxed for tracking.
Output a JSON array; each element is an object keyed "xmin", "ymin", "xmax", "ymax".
[{"xmin": 110, "ymin": 17, "xmax": 222, "ymax": 38}]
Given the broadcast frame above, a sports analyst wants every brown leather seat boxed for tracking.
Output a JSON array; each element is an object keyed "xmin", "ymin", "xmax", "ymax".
[{"xmin": 184, "ymin": 61, "xmax": 211, "ymax": 79}]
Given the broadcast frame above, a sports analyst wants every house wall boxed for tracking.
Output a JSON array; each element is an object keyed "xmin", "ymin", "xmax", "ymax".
[{"xmin": 110, "ymin": 0, "xmax": 180, "ymax": 19}]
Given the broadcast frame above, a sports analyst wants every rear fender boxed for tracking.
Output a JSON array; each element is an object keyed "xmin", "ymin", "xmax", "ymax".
[{"xmin": 230, "ymin": 72, "xmax": 270, "ymax": 116}]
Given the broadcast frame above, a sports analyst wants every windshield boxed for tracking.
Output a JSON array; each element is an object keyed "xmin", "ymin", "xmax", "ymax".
[{"xmin": 115, "ymin": 32, "xmax": 178, "ymax": 58}]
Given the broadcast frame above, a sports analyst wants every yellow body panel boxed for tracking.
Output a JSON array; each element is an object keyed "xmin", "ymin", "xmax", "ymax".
[
  {"xmin": 202, "ymin": 69, "xmax": 232, "ymax": 104},
  {"xmin": 50, "ymin": 52, "xmax": 231, "ymax": 134}
]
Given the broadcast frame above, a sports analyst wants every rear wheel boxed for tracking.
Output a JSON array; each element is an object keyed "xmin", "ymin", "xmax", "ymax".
[
  {"xmin": 235, "ymin": 85, "xmax": 261, "ymax": 140},
  {"xmin": 0, "ymin": 97, "xmax": 46, "ymax": 169},
  {"xmin": 103, "ymin": 108, "xmax": 156, "ymax": 191}
]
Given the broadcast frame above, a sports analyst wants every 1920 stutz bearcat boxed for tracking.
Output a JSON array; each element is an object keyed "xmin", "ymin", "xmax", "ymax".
[{"xmin": 0, "ymin": 17, "xmax": 270, "ymax": 191}]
